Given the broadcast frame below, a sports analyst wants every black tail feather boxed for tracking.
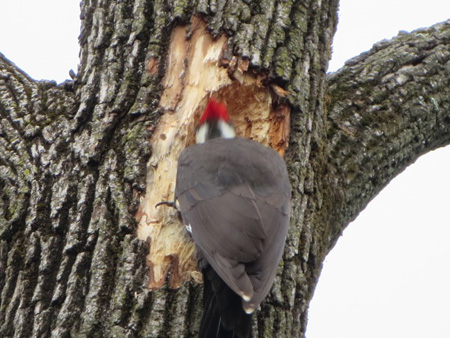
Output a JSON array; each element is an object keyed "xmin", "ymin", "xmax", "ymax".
[{"xmin": 199, "ymin": 266, "xmax": 252, "ymax": 338}]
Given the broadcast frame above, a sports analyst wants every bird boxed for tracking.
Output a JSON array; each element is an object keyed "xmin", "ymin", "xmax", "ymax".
[{"xmin": 173, "ymin": 98, "xmax": 290, "ymax": 337}]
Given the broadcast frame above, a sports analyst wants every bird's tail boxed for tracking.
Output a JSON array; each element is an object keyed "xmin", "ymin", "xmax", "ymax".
[{"xmin": 199, "ymin": 266, "xmax": 252, "ymax": 338}]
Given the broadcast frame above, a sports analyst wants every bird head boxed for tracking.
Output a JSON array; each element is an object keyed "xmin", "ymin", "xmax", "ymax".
[{"xmin": 196, "ymin": 99, "xmax": 236, "ymax": 144}]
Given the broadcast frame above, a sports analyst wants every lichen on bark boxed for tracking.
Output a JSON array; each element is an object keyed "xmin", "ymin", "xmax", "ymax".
[{"xmin": 1, "ymin": 1, "xmax": 449, "ymax": 338}]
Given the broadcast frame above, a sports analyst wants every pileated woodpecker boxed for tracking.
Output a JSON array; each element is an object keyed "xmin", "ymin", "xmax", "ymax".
[{"xmin": 175, "ymin": 99, "xmax": 290, "ymax": 337}]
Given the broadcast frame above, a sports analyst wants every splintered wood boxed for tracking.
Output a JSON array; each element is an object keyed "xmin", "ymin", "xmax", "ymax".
[{"xmin": 137, "ymin": 17, "xmax": 290, "ymax": 289}]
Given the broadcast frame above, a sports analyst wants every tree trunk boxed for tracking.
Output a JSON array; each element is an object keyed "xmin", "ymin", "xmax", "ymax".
[{"xmin": 0, "ymin": 0, "xmax": 448, "ymax": 336}]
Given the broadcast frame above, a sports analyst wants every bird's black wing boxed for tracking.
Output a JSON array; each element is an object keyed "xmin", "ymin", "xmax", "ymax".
[{"xmin": 175, "ymin": 137, "xmax": 290, "ymax": 336}]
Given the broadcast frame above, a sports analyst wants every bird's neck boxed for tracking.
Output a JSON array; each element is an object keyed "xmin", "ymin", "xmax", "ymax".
[{"xmin": 195, "ymin": 120, "xmax": 236, "ymax": 144}]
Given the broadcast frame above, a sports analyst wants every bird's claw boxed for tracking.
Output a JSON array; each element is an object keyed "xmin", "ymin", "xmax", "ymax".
[{"xmin": 155, "ymin": 200, "xmax": 176, "ymax": 209}]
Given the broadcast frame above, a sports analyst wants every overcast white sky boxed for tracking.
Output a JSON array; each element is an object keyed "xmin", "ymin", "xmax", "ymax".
[
  {"xmin": 310, "ymin": 2, "xmax": 450, "ymax": 338},
  {"xmin": 1, "ymin": 1, "xmax": 449, "ymax": 337}
]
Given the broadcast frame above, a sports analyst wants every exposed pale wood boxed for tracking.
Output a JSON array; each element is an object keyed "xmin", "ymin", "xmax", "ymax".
[
  {"xmin": 2, "ymin": 1, "xmax": 448, "ymax": 337},
  {"xmin": 137, "ymin": 17, "xmax": 290, "ymax": 289}
]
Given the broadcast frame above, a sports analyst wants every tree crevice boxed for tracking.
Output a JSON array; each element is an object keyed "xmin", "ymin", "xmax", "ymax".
[{"xmin": 1, "ymin": 3, "xmax": 449, "ymax": 338}]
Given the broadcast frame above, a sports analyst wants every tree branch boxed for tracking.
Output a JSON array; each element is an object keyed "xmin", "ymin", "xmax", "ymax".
[
  {"xmin": 323, "ymin": 20, "xmax": 450, "ymax": 252},
  {"xmin": 0, "ymin": 53, "xmax": 75, "ymax": 234}
]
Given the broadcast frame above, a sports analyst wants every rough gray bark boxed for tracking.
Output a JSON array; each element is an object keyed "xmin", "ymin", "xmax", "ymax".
[
  {"xmin": 322, "ymin": 21, "xmax": 450, "ymax": 251},
  {"xmin": 0, "ymin": 0, "xmax": 448, "ymax": 337}
]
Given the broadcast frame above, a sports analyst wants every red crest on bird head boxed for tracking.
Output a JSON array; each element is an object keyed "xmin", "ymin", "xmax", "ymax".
[{"xmin": 199, "ymin": 98, "xmax": 230, "ymax": 125}]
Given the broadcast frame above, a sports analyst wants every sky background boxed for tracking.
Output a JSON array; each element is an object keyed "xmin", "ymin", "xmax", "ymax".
[{"xmin": 1, "ymin": 1, "xmax": 449, "ymax": 337}]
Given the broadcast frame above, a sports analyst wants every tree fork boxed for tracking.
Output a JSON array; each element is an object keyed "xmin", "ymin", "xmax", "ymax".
[{"xmin": 1, "ymin": 1, "xmax": 449, "ymax": 338}]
